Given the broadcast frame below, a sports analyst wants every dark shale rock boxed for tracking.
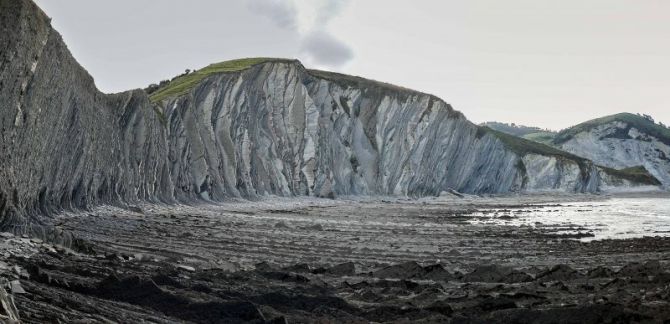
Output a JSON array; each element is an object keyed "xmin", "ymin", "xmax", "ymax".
[
  {"xmin": 536, "ymin": 264, "xmax": 583, "ymax": 282},
  {"xmin": 463, "ymin": 264, "xmax": 533, "ymax": 283}
]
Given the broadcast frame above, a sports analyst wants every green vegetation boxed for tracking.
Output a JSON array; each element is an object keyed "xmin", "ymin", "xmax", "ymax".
[
  {"xmin": 481, "ymin": 127, "xmax": 588, "ymax": 163},
  {"xmin": 600, "ymin": 165, "xmax": 661, "ymax": 186},
  {"xmin": 554, "ymin": 113, "xmax": 670, "ymax": 145},
  {"xmin": 480, "ymin": 121, "xmax": 552, "ymax": 137},
  {"xmin": 479, "ymin": 122, "xmax": 556, "ymax": 145},
  {"xmin": 148, "ymin": 58, "xmax": 293, "ymax": 103},
  {"xmin": 522, "ymin": 131, "xmax": 556, "ymax": 145}
]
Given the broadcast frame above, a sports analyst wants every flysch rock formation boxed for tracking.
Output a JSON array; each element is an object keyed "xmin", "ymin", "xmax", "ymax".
[
  {"xmin": 553, "ymin": 113, "xmax": 670, "ymax": 189},
  {"xmin": 0, "ymin": 0, "xmax": 659, "ymax": 235}
]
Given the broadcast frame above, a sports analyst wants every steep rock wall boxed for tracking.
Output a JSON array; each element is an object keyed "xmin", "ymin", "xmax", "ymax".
[
  {"xmin": 521, "ymin": 154, "xmax": 599, "ymax": 192},
  {"xmin": 159, "ymin": 62, "xmax": 531, "ymax": 200},
  {"xmin": 0, "ymin": 0, "xmax": 648, "ymax": 232},
  {"xmin": 0, "ymin": 0, "xmax": 170, "ymax": 232}
]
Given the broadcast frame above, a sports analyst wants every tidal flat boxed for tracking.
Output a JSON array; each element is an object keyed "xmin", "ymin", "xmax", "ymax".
[{"xmin": 1, "ymin": 193, "xmax": 669, "ymax": 323}]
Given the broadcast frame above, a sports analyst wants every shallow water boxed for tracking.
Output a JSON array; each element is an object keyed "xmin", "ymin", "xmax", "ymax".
[{"xmin": 468, "ymin": 197, "xmax": 670, "ymax": 241}]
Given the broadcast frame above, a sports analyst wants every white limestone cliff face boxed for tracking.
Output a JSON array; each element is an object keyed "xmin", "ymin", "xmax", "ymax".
[
  {"xmin": 558, "ymin": 121, "xmax": 670, "ymax": 188},
  {"xmin": 160, "ymin": 63, "xmax": 523, "ymax": 200},
  {"xmin": 0, "ymin": 0, "xmax": 655, "ymax": 233},
  {"xmin": 521, "ymin": 155, "xmax": 598, "ymax": 192}
]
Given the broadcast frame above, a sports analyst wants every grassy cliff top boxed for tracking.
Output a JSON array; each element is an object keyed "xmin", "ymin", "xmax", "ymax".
[
  {"xmin": 148, "ymin": 57, "xmax": 443, "ymax": 104},
  {"xmin": 148, "ymin": 58, "xmax": 295, "ymax": 103},
  {"xmin": 553, "ymin": 113, "xmax": 670, "ymax": 145},
  {"xmin": 480, "ymin": 121, "xmax": 550, "ymax": 137},
  {"xmin": 480, "ymin": 127, "xmax": 588, "ymax": 163},
  {"xmin": 522, "ymin": 131, "xmax": 557, "ymax": 145}
]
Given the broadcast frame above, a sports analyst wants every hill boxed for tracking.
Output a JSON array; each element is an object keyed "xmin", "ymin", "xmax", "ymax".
[
  {"xmin": 554, "ymin": 113, "xmax": 670, "ymax": 146},
  {"xmin": 554, "ymin": 113, "xmax": 670, "ymax": 187}
]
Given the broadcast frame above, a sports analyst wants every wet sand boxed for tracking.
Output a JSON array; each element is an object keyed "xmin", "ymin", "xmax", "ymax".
[{"xmin": 1, "ymin": 193, "xmax": 669, "ymax": 323}]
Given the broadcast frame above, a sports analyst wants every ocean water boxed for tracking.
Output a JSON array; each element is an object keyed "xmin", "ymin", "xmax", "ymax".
[{"xmin": 468, "ymin": 197, "xmax": 670, "ymax": 241}]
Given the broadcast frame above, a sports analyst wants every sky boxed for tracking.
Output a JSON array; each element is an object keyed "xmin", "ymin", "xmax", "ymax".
[{"xmin": 33, "ymin": 0, "xmax": 670, "ymax": 130}]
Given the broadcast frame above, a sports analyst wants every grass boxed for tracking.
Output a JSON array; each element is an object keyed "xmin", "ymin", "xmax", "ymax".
[
  {"xmin": 522, "ymin": 131, "xmax": 557, "ymax": 145},
  {"xmin": 554, "ymin": 113, "xmax": 670, "ymax": 145},
  {"xmin": 481, "ymin": 127, "xmax": 588, "ymax": 163},
  {"xmin": 599, "ymin": 166, "xmax": 661, "ymax": 186},
  {"xmin": 149, "ymin": 58, "xmax": 293, "ymax": 103},
  {"xmin": 480, "ymin": 122, "xmax": 547, "ymax": 137}
]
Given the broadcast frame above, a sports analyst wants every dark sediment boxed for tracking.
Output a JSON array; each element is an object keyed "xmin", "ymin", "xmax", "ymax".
[{"xmin": 0, "ymin": 198, "xmax": 669, "ymax": 323}]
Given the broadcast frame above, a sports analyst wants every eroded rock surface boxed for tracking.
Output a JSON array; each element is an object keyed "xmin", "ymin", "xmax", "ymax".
[
  {"xmin": 1, "ymin": 197, "xmax": 669, "ymax": 323},
  {"xmin": 0, "ymin": 0, "xmax": 658, "ymax": 232}
]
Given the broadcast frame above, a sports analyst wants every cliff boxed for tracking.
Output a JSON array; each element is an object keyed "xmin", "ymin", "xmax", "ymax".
[{"xmin": 0, "ymin": 0, "xmax": 657, "ymax": 233}]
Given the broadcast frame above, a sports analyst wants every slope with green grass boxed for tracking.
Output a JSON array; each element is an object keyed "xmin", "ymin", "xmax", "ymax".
[
  {"xmin": 522, "ymin": 131, "xmax": 556, "ymax": 145},
  {"xmin": 148, "ymin": 58, "xmax": 295, "ymax": 103},
  {"xmin": 480, "ymin": 121, "xmax": 548, "ymax": 137},
  {"xmin": 480, "ymin": 127, "xmax": 586, "ymax": 163}
]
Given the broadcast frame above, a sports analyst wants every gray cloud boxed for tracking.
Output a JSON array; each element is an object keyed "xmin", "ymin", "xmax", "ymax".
[
  {"xmin": 302, "ymin": 0, "xmax": 354, "ymax": 67},
  {"xmin": 248, "ymin": 0, "xmax": 354, "ymax": 68},
  {"xmin": 300, "ymin": 30, "xmax": 353, "ymax": 67},
  {"xmin": 302, "ymin": 0, "xmax": 354, "ymax": 68},
  {"xmin": 316, "ymin": 0, "xmax": 349, "ymax": 25},
  {"xmin": 247, "ymin": 0, "xmax": 298, "ymax": 31}
]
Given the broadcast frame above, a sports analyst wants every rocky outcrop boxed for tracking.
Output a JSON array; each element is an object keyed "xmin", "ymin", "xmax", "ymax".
[
  {"xmin": 161, "ymin": 63, "xmax": 527, "ymax": 199},
  {"xmin": 0, "ymin": 0, "xmax": 656, "ymax": 230},
  {"xmin": 0, "ymin": 0, "xmax": 169, "ymax": 231},
  {"xmin": 554, "ymin": 114, "xmax": 670, "ymax": 188}
]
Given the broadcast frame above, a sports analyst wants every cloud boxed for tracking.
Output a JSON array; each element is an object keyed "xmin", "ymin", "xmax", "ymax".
[
  {"xmin": 300, "ymin": 30, "xmax": 353, "ymax": 67},
  {"xmin": 315, "ymin": 0, "xmax": 348, "ymax": 25},
  {"xmin": 248, "ymin": 0, "xmax": 354, "ymax": 68},
  {"xmin": 247, "ymin": 0, "xmax": 298, "ymax": 31}
]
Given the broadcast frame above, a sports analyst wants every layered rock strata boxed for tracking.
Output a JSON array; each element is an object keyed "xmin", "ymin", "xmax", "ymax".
[{"xmin": 0, "ymin": 0, "xmax": 656, "ymax": 231}]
